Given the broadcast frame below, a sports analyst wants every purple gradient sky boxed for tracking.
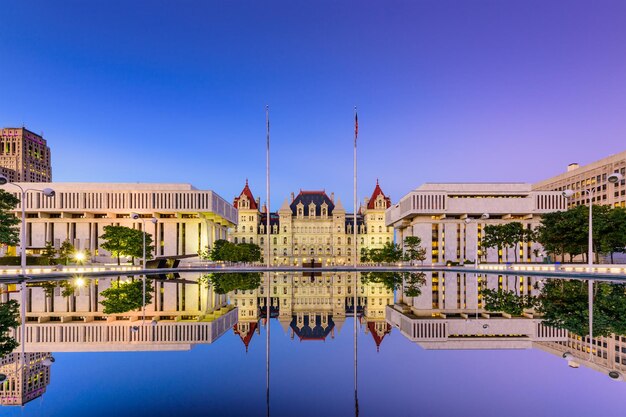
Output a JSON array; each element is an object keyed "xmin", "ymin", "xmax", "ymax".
[{"xmin": 1, "ymin": 1, "xmax": 625, "ymax": 210}]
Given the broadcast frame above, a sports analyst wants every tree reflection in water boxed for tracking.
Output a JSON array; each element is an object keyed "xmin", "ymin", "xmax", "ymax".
[
  {"xmin": 360, "ymin": 271, "xmax": 426, "ymax": 298},
  {"xmin": 538, "ymin": 279, "xmax": 626, "ymax": 337}
]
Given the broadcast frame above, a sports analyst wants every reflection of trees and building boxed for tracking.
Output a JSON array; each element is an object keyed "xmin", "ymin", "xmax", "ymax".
[
  {"xmin": 3, "ymin": 270, "xmax": 626, "ymax": 409},
  {"xmin": 225, "ymin": 273, "xmax": 394, "ymax": 350},
  {"xmin": 0, "ymin": 276, "xmax": 236, "ymax": 353},
  {"xmin": 389, "ymin": 272, "xmax": 626, "ymax": 380}
]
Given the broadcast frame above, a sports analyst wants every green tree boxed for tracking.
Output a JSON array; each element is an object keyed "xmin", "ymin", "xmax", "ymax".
[
  {"xmin": 482, "ymin": 224, "xmax": 506, "ymax": 263},
  {"xmin": 361, "ymin": 271, "xmax": 425, "ymax": 297},
  {"xmin": 403, "ymin": 236, "xmax": 426, "ymax": 265},
  {"xmin": 41, "ymin": 241, "xmax": 57, "ymax": 265},
  {"xmin": 236, "ymin": 243, "xmax": 262, "ymax": 263},
  {"xmin": 58, "ymin": 239, "xmax": 76, "ymax": 265},
  {"xmin": 205, "ymin": 272, "xmax": 262, "ymax": 294},
  {"xmin": 198, "ymin": 245, "xmax": 211, "ymax": 261},
  {"xmin": 538, "ymin": 279, "xmax": 626, "ymax": 337},
  {"xmin": 360, "ymin": 247, "xmax": 370, "ymax": 263},
  {"xmin": 536, "ymin": 205, "xmax": 621, "ymax": 263},
  {"xmin": 0, "ymin": 190, "xmax": 20, "ymax": 247},
  {"xmin": 100, "ymin": 226, "xmax": 153, "ymax": 265},
  {"xmin": 0, "ymin": 300, "xmax": 20, "ymax": 357},
  {"xmin": 598, "ymin": 207, "xmax": 626, "ymax": 264},
  {"xmin": 100, "ymin": 279, "xmax": 154, "ymax": 314},
  {"xmin": 209, "ymin": 239, "xmax": 262, "ymax": 263},
  {"xmin": 482, "ymin": 288, "xmax": 538, "ymax": 316}
]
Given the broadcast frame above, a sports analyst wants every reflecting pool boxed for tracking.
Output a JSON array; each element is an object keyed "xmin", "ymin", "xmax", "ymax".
[{"xmin": 1, "ymin": 272, "xmax": 626, "ymax": 416}]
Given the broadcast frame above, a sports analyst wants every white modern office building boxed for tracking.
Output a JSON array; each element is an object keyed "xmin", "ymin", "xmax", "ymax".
[
  {"xmin": 0, "ymin": 183, "xmax": 237, "ymax": 263},
  {"xmin": 385, "ymin": 183, "xmax": 566, "ymax": 264}
]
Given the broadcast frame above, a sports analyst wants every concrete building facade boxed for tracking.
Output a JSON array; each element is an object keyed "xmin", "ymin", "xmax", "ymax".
[
  {"xmin": 0, "ymin": 182, "xmax": 236, "ymax": 262},
  {"xmin": 533, "ymin": 150, "xmax": 626, "ymax": 209},
  {"xmin": 385, "ymin": 183, "xmax": 566, "ymax": 264},
  {"xmin": 0, "ymin": 127, "xmax": 52, "ymax": 182}
]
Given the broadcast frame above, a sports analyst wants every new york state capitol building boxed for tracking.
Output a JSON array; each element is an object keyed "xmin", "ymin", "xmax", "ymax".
[{"xmin": 230, "ymin": 180, "xmax": 394, "ymax": 266}]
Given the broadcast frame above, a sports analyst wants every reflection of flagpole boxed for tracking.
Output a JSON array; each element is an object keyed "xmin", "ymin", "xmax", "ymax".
[
  {"xmin": 353, "ymin": 107, "xmax": 359, "ymax": 416},
  {"xmin": 265, "ymin": 105, "xmax": 271, "ymax": 417}
]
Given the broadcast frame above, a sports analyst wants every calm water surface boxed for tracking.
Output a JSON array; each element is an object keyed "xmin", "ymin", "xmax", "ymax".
[{"xmin": 1, "ymin": 272, "xmax": 625, "ymax": 417}]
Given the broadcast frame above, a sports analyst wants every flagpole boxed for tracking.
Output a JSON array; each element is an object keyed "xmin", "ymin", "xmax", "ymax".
[
  {"xmin": 265, "ymin": 104, "xmax": 271, "ymax": 417},
  {"xmin": 353, "ymin": 106, "xmax": 359, "ymax": 416}
]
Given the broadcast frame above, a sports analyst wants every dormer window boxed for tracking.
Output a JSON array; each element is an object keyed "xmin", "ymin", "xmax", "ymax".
[{"xmin": 309, "ymin": 203, "xmax": 316, "ymax": 218}]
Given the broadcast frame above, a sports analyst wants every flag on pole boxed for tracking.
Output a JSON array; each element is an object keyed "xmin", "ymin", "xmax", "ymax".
[{"xmin": 354, "ymin": 110, "xmax": 358, "ymax": 145}]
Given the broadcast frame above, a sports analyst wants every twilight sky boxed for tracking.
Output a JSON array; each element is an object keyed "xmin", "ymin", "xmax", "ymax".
[{"xmin": 1, "ymin": 0, "xmax": 625, "ymax": 210}]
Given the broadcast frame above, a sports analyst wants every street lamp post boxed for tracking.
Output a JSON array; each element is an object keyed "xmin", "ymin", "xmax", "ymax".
[
  {"xmin": 464, "ymin": 213, "xmax": 489, "ymax": 269},
  {"xmin": 131, "ymin": 213, "xmax": 158, "ymax": 324},
  {"xmin": 562, "ymin": 171, "xmax": 623, "ymax": 361},
  {"xmin": 0, "ymin": 175, "xmax": 55, "ymax": 369}
]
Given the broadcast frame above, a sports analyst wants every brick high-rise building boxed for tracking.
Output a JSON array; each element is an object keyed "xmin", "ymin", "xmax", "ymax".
[{"xmin": 0, "ymin": 127, "xmax": 52, "ymax": 182}]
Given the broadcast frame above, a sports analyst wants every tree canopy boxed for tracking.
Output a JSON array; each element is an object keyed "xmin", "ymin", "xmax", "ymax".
[
  {"xmin": 360, "ymin": 271, "xmax": 426, "ymax": 298},
  {"xmin": 482, "ymin": 288, "xmax": 538, "ymax": 316},
  {"xmin": 0, "ymin": 300, "xmax": 20, "ymax": 358},
  {"xmin": 360, "ymin": 242, "xmax": 403, "ymax": 263},
  {"xmin": 403, "ymin": 236, "xmax": 427, "ymax": 265},
  {"xmin": 209, "ymin": 239, "xmax": 262, "ymax": 263},
  {"xmin": 537, "ymin": 279, "xmax": 626, "ymax": 337},
  {"xmin": 100, "ymin": 278, "xmax": 154, "ymax": 314},
  {"xmin": 100, "ymin": 225, "xmax": 154, "ymax": 265},
  {"xmin": 203, "ymin": 272, "xmax": 262, "ymax": 294},
  {"xmin": 535, "ymin": 205, "xmax": 626, "ymax": 263},
  {"xmin": 0, "ymin": 190, "xmax": 20, "ymax": 247},
  {"xmin": 482, "ymin": 222, "xmax": 534, "ymax": 263}
]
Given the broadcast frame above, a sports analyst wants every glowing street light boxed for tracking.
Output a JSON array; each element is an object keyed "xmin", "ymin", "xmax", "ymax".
[{"xmin": 74, "ymin": 251, "xmax": 86, "ymax": 264}]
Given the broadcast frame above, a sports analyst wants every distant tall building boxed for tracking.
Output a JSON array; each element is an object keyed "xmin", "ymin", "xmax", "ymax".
[
  {"xmin": 0, "ymin": 127, "xmax": 52, "ymax": 182},
  {"xmin": 533, "ymin": 150, "xmax": 626, "ymax": 209},
  {"xmin": 231, "ymin": 180, "xmax": 394, "ymax": 266}
]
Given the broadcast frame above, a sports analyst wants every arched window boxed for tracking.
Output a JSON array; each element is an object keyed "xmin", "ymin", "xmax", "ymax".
[
  {"xmin": 378, "ymin": 226, "xmax": 382, "ymax": 233},
  {"xmin": 242, "ymin": 237, "xmax": 246, "ymax": 243},
  {"xmin": 347, "ymin": 237, "xmax": 351, "ymax": 245},
  {"xmin": 273, "ymin": 237, "xmax": 277, "ymax": 245},
  {"xmin": 371, "ymin": 237, "xmax": 375, "ymax": 244},
  {"xmin": 242, "ymin": 225, "xmax": 246, "ymax": 233},
  {"xmin": 234, "ymin": 237, "xmax": 239, "ymax": 243},
  {"xmin": 250, "ymin": 237, "xmax": 254, "ymax": 243},
  {"xmin": 283, "ymin": 237, "xmax": 287, "ymax": 244}
]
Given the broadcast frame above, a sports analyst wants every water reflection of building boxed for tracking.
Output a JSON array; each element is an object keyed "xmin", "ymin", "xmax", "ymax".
[
  {"xmin": 231, "ymin": 182, "xmax": 393, "ymax": 266},
  {"xmin": 229, "ymin": 273, "xmax": 394, "ymax": 349},
  {"xmin": 386, "ymin": 183, "xmax": 565, "ymax": 264},
  {"xmin": 2, "ymin": 276, "xmax": 236, "ymax": 352},
  {"xmin": 0, "ymin": 353, "xmax": 53, "ymax": 406},
  {"xmin": 536, "ymin": 335, "xmax": 626, "ymax": 381},
  {"xmin": 389, "ymin": 272, "xmax": 568, "ymax": 349}
]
